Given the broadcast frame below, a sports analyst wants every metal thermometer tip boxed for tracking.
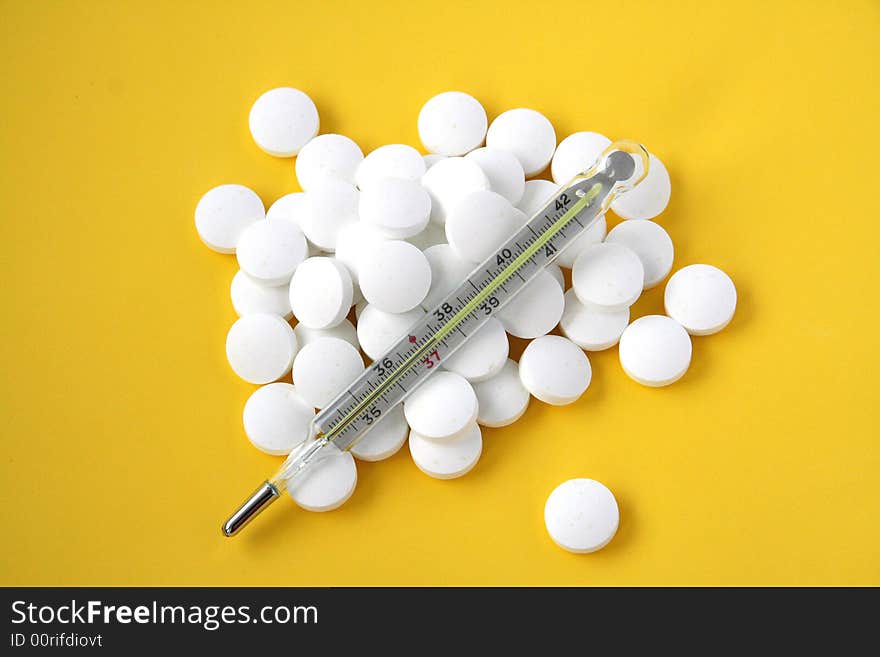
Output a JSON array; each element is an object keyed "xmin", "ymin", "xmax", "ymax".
[{"xmin": 222, "ymin": 481, "xmax": 280, "ymax": 537}]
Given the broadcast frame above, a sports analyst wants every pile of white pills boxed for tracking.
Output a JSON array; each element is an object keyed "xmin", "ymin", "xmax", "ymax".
[{"xmin": 196, "ymin": 86, "xmax": 738, "ymax": 552}]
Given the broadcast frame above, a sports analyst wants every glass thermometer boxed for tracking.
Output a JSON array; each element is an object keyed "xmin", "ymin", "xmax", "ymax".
[{"xmin": 223, "ymin": 140, "xmax": 650, "ymax": 537}]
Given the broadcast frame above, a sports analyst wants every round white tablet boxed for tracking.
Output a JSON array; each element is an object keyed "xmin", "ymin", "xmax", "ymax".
[
  {"xmin": 445, "ymin": 190, "xmax": 520, "ymax": 264},
  {"xmin": 359, "ymin": 240, "xmax": 431, "ymax": 313},
  {"xmin": 289, "ymin": 257, "xmax": 353, "ymax": 329},
  {"xmin": 350, "ymin": 405, "xmax": 409, "ymax": 462},
  {"xmin": 664, "ymin": 264, "xmax": 737, "ymax": 335},
  {"xmin": 544, "ymin": 478, "xmax": 619, "ymax": 553},
  {"xmin": 359, "ymin": 177, "xmax": 431, "ymax": 239},
  {"xmin": 236, "ymin": 218, "xmax": 308, "ymax": 286},
  {"xmin": 611, "ymin": 153, "xmax": 671, "ymax": 220},
  {"xmin": 423, "ymin": 154, "xmax": 447, "ymax": 170},
  {"xmin": 464, "ymin": 147, "xmax": 526, "ymax": 205},
  {"xmin": 248, "ymin": 87, "xmax": 319, "ymax": 157},
  {"xmin": 551, "ymin": 131, "xmax": 612, "ymax": 183},
  {"xmin": 355, "ymin": 144, "xmax": 426, "ymax": 189},
  {"xmin": 516, "ymin": 179, "xmax": 561, "ymax": 216},
  {"xmin": 486, "ymin": 108, "xmax": 556, "ymax": 177},
  {"xmin": 571, "ymin": 242, "xmax": 644, "ymax": 312},
  {"xmin": 618, "ymin": 315, "xmax": 692, "ymax": 386},
  {"xmin": 291, "ymin": 337, "xmax": 364, "ymax": 409},
  {"xmin": 226, "ymin": 313, "xmax": 298, "ymax": 384},
  {"xmin": 242, "ymin": 383, "xmax": 315, "ymax": 455},
  {"xmin": 356, "ymin": 305, "xmax": 425, "ymax": 360},
  {"xmin": 555, "ymin": 214, "xmax": 607, "ymax": 269},
  {"xmin": 230, "ymin": 270, "xmax": 292, "ymax": 319},
  {"xmin": 288, "ymin": 447, "xmax": 357, "ymax": 512},
  {"xmin": 497, "ymin": 269, "xmax": 565, "ymax": 339},
  {"xmin": 471, "ymin": 359, "xmax": 530, "ymax": 427},
  {"xmin": 420, "ymin": 156, "xmax": 490, "ymax": 225},
  {"xmin": 606, "ymin": 220, "xmax": 674, "ymax": 289},
  {"xmin": 421, "ymin": 244, "xmax": 473, "ymax": 310},
  {"xmin": 295, "ymin": 133, "xmax": 364, "ymax": 190},
  {"xmin": 334, "ymin": 220, "xmax": 387, "ymax": 284},
  {"xmin": 404, "ymin": 371, "xmax": 478, "ymax": 441},
  {"xmin": 298, "ymin": 180, "xmax": 359, "ymax": 251},
  {"xmin": 560, "ymin": 289, "xmax": 629, "ymax": 351},
  {"xmin": 266, "ymin": 192, "xmax": 309, "ymax": 227},
  {"xmin": 406, "ymin": 221, "xmax": 447, "ymax": 251},
  {"xmin": 443, "ymin": 317, "xmax": 509, "ymax": 382},
  {"xmin": 519, "ymin": 335, "xmax": 592, "ymax": 405},
  {"xmin": 194, "ymin": 184, "xmax": 265, "ymax": 253},
  {"xmin": 294, "ymin": 318, "xmax": 359, "ymax": 351},
  {"xmin": 409, "ymin": 423, "xmax": 482, "ymax": 479},
  {"xmin": 418, "ymin": 91, "xmax": 488, "ymax": 156},
  {"xmin": 546, "ymin": 263, "xmax": 564, "ymax": 289}
]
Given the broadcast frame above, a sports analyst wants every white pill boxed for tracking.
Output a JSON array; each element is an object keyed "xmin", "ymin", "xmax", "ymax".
[
  {"xmin": 409, "ymin": 423, "xmax": 482, "ymax": 479},
  {"xmin": 572, "ymin": 242, "xmax": 644, "ymax": 312},
  {"xmin": 605, "ymin": 220, "xmax": 674, "ymax": 289},
  {"xmin": 497, "ymin": 269, "xmax": 564, "ymax": 339},
  {"xmin": 443, "ymin": 317, "xmax": 509, "ymax": 382},
  {"xmin": 421, "ymin": 244, "xmax": 473, "ymax": 310},
  {"xmin": 350, "ymin": 405, "xmax": 409, "ymax": 462},
  {"xmin": 242, "ymin": 383, "xmax": 315, "ymax": 455},
  {"xmin": 355, "ymin": 144, "xmax": 426, "ymax": 189},
  {"xmin": 519, "ymin": 335, "xmax": 592, "ymax": 405},
  {"xmin": 611, "ymin": 153, "xmax": 671, "ymax": 221},
  {"xmin": 194, "ymin": 184, "xmax": 265, "ymax": 254},
  {"xmin": 291, "ymin": 337, "xmax": 364, "ymax": 409},
  {"xmin": 546, "ymin": 263, "xmax": 564, "ymax": 289},
  {"xmin": 354, "ymin": 297, "xmax": 368, "ymax": 320},
  {"xmin": 544, "ymin": 478, "xmax": 619, "ymax": 553},
  {"xmin": 560, "ymin": 289, "xmax": 629, "ymax": 351},
  {"xmin": 555, "ymin": 215, "xmax": 607, "ymax": 269},
  {"xmin": 445, "ymin": 190, "xmax": 519, "ymax": 264},
  {"xmin": 464, "ymin": 147, "xmax": 526, "ymax": 205},
  {"xmin": 664, "ymin": 264, "xmax": 737, "ymax": 335},
  {"xmin": 235, "ymin": 218, "xmax": 308, "ymax": 286},
  {"xmin": 288, "ymin": 447, "xmax": 357, "ymax": 512},
  {"xmin": 359, "ymin": 177, "xmax": 431, "ymax": 239},
  {"xmin": 421, "ymin": 156, "xmax": 490, "ymax": 225},
  {"xmin": 406, "ymin": 221, "xmax": 448, "ymax": 251},
  {"xmin": 618, "ymin": 315, "xmax": 692, "ymax": 386},
  {"xmin": 486, "ymin": 108, "xmax": 556, "ymax": 177},
  {"xmin": 248, "ymin": 87, "xmax": 319, "ymax": 157},
  {"xmin": 294, "ymin": 318, "xmax": 359, "ymax": 351},
  {"xmin": 295, "ymin": 134, "xmax": 364, "ymax": 190},
  {"xmin": 404, "ymin": 371, "xmax": 478, "ymax": 441},
  {"xmin": 418, "ymin": 91, "xmax": 487, "ymax": 156},
  {"xmin": 356, "ymin": 305, "xmax": 425, "ymax": 360},
  {"xmin": 516, "ymin": 179, "xmax": 561, "ymax": 216},
  {"xmin": 226, "ymin": 313, "xmax": 298, "ymax": 384},
  {"xmin": 299, "ymin": 180, "xmax": 359, "ymax": 251},
  {"xmin": 289, "ymin": 257, "xmax": 353, "ymax": 329},
  {"xmin": 471, "ymin": 359, "xmax": 530, "ymax": 427},
  {"xmin": 334, "ymin": 220, "xmax": 387, "ymax": 284},
  {"xmin": 423, "ymin": 153, "xmax": 447, "ymax": 170},
  {"xmin": 230, "ymin": 270, "xmax": 292, "ymax": 319},
  {"xmin": 359, "ymin": 240, "xmax": 431, "ymax": 313},
  {"xmin": 551, "ymin": 131, "xmax": 612, "ymax": 184},
  {"xmin": 266, "ymin": 192, "xmax": 309, "ymax": 227}
]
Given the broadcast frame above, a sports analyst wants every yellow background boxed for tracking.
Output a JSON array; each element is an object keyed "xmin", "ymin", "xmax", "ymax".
[{"xmin": 1, "ymin": 0, "xmax": 878, "ymax": 586}]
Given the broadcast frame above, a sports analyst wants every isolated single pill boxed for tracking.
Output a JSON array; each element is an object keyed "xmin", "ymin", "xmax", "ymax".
[
  {"xmin": 544, "ymin": 478, "xmax": 619, "ymax": 553},
  {"xmin": 421, "ymin": 156, "xmax": 490, "ymax": 225},
  {"xmin": 446, "ymin": 190, "xmax": 520, "ymax": 264},
  {"xmin": 404, "ymin": 371, "xmax": 478, "ymax": 441},
  {"xmin": 236, "ymin": 218, "xmax": 308, "ymax": 286},
  {"xmin": 359, "ymin": 240, "xmax": 432, "ymax": 313},
  {"xmin": 350, "ymin": 405, "xmax": 409, "ymax": 462},
  {"xmin": 288, "ymin": 448, "xmax": 358, "ymax": 512},
  {"xmin": 486, "ymin": 108, "xmax": 556, "ymax": 177},
  {"xmin": 295, "ymin": 133, "xmax": 364, "ymax": 191},
  {"xmin": 516, "ymin": 179, "xmax": 561, "ymax": 216},
  {"xmin": 226, "ymin": 313, "xmax": 298, "ymax": 384},
  {"xmin": 409, "ymin": 423, "xmax": 482, "ymax": 479},
  {"xmin": 293, "ymin": 319, "xmax": 359, "ymax": 351},
  {"xmin": 266, "ymin": 192, "xmax": 309, "ymax": 227},
  {"xmin": 664, "ymin": 264, "xmax": 737, "ymax": 336},
  {"xmin": 242, "ymin": 383, "xmax": 315, "ymax": 455},
  {"xmin": 289, "ymin": 257, "xmax": 353, "ymax": 329},
  {"xmin": 611, "ymin": 154, "xmax": 671, "ymax": 221},
  {"xmin": 359, "ymin": 177, "xmax": 431, "ymax": 239},
  {"xmin": 421, "ymin": 244, "xmax": 473, "ymax": 311},
  {"xmin": 497, "ymin": 269, "xmax": 564, "ymax": 339},
  {"xmin": 519, "ymin": 335, "xmax": 592, "ymax": 405},
  {"xmin": 471, "ymin": 359, "xmax": 530, "ymax": 428},
  {"xmin": 356, "ymin": 305, "xmax": 425, "ymax": 360},
  {"xmin": 606, "ymin": 219, "xmax": 674, "ymax": 289},
  {"xmin": 299, "ymin": 180, "xmax": 360, "ymax": 251},
  {"xmin": 194, "ymin": 184, "xmax": 265, "ymax": 254},
  {"xmin": 230, "ymin": 270, "xmax": 292, "ymax": 319},
  {"xmin": 551, "ymin": 131, "xmax": 612, "ymax": 184},
  {"xmin": 554, "ymin": 215, "xmax": 607, "ymax": 269},
  {"xmin": 442, "ymin": 317, "xmax": 509, "ymax": 382},
  {"xmin": 618, "ymin": 315, "xmax": 692, "ymax": 386},
  {"xmin": 292, "ymin": 337, "xmax": 364, "ymax": 409},
  {"xmin": 464, "ymin": 147, "xmax": 526, "ymax": 205},
  {"xmin": 571, "ymin": 242, "xmax": 644, "ymax": 313},
  {"xmin": 560, "ymin": 289, "xmax": 629, "ymax": 351},
  {"xmin": 355, "ymin": 143, "xmax": 426, "ymax": 189},
  {"xmin": 249, "ymin": 87, "xmax": 319, "ymax": 157},
  {"xmin": 418, "ymin": 91, "xmax": 488, "ymax": 156}
]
